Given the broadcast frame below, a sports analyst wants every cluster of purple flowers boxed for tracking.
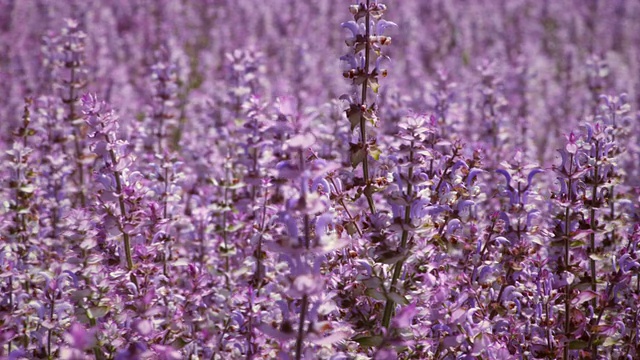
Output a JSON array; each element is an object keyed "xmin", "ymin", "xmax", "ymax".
[{"xmin": 1, "ymin": 1, "xmax": 640, "ymax": 359}]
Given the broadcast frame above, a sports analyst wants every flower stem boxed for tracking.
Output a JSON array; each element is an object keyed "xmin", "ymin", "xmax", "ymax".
[
  {"xmin": 108, "ymin": 142, "xmax": 134, "ymax": 272},
  {"xmin": 66, "ymin": 66, "xmax": 87, "ymax": 208},
  {"xmin": 8, "ymin": 276, "xmax": 12, "ymax": 354},
  {"xmin": 295, "ymin": 295, "xmax": 309, "ymax": 360},
  {"xmin": 381, "ymin": 142, "xmax": 414, "ymax": 329},
  {"xmin": 588, "ymin": 141, "xmax": 600, "ymax": 356},
  {"xmin": 359, "ymin": 0, "xmax": 376, "ymax": 214},
  {"xmin": 223, "ymin": 160, "xmax": 231, "ymax": 273},
  {"xmin": 254, "ymin": 186, "xmax": 269, "ymax": 293},
  {"xmin": 47, "ymin": 297, "xmax": 55, "ymax": 359},
  {"xmin": 295, "ymin": 149, "xmax": 310, "ymax": 359},
  {"xmin": 489, "ymin": 267, "xmax": 514, "ymax": 320},
  {"xmin": 564, "ymin": 154, "xmax": 574, "ymax": 360}
]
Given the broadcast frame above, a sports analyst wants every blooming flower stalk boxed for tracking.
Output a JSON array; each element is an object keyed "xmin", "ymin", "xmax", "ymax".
[
  {"xmin": 82, "ymin": 94, "xmax": 136, "ymax": 272},
  {"xmin": 342, "ymin": 1, "xmax": 396, "ymax": 214},
  {"xmin": 47, "ymin": 19, "xmax": 90, "ymax": 208}
]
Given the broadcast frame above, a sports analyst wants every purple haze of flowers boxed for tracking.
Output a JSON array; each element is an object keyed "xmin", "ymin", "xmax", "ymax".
[{"xmin": 1, "ymin": 1, "xmax": 640, "ymax": 359}]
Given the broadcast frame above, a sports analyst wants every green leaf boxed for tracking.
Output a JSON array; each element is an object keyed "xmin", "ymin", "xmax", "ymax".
[
  {"xmin": 602, "ymin": 337, "xmax": 619, "ymax": 347},
  {"xmin": 219, "ymin": 244, "xmax": 237, "ymax": 256},
  {"xmin": 462, "ymin": 52, "xmax": 470, "ymax": 66},
  {"xmin": 368, "ymin": 78, "xmax": 380, "ymax": 93},
  {"xmin": 20, "ymin": 184, "xmax": 35, "ymax": 193},
  {"xmin": 570, "ymin": 240, "xmax": 586, "ymax": 248},
  {"xmin": 353, "ymin": 335, "xmax": 384, "ymax": 347},
  {"xmin": 172, "ymin": 258, "xmax": 190, "ymax": 266},
  {"xmin": 225, "ymin": 222, "xmax": 244, "ymax": 233},
  {"xmin": 89, "ymin": 306, "xmax": 109, "ymax": 319},
  {"xmin": 387, "ymin": 292, "xmax": 409, "ymax": 305},
  {"xmin": 568, "ymin": 340, "xmax": 588, "ymax": 350},
  {"xmin": 351, "ymin": 148, "xmax": 366, "ymax": 168},
  {"xmin": 377, "ymin": 252, "xmax": 404, "ymax": 265},
  {"xmin": 369, "ymin": 145, "xmax": 382, "ymax": 161},
  {"xmin": 365, "ymin": 289, "xmax": 386, "ymax": 301},
  {"xmin": 228, "ymin": 182, "xmax": 245, "ymax": 190},
  {"xmin": 71, "ymin": 289, "xmax": 92, "ymax": 302},
  {"xmin": 347, "ymin": 104, "xmax": 362, "ymax": 131},
  {"xmin": 530, "ymin": 236, "xmax": 545, "ymax": 246},
  {"xmin": 345, "ymin": 222, "xmax": 358, "ymax": 236},
  {"xmin": 354, "ymin": 75, "xmax": 367, "ymax": 86},
  {"xmin": 93, "ymin": 346, "xmax": 107, "ymax": 360},
  {"xmin": 170, "ymin": 337, "xmax": 190, "ymax": 349},
  {"xmin": 363, "ymin": 277, "xmax": 382, "ymax": 289}
]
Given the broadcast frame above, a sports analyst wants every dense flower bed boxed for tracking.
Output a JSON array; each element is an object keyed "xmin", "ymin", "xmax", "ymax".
[{"xmin": 1, "ymin": 1, "xmax": 639, "ymax": 359}]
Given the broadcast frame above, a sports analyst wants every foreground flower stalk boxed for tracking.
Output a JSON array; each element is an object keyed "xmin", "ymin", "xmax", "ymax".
[
  {"xmin": 380, "ymin": 117, "xmax": 421, "ymax": 329},
  {"xmin": 82, "ymin": 94, "xmax": 135, "ymax": 272},
  {"xmin": 342, "ymin": 1, "xmax": 395, "ymax": 214}
]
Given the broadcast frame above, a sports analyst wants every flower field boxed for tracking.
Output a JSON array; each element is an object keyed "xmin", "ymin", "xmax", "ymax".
[{"xmin": 1, "ymin": 1, "xmax": 640, "ymax": 359}]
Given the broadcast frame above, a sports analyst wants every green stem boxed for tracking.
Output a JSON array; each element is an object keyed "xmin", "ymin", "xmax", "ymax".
[
  {"xmin": 588, "ymin": 142, "xmax": 600, "ymax": 355},
  {"xmin": 564, "ymin": 154, "xmax": 574, "ymax": 360},
  {"xmin": 254, "ymin": 187, "xmax": 269, "ymax": 293},
  {"xmin": 156, "ymin": 95, "xmax": 166, "ymax": 154},
  {"xmin": 107, "ymin": 141, "xmax": 134, "ymax": 272},
  {"xmin": 295, "ymin": 149, "xmax": 311, "ymax": 359},
  {"xmin": 162, "ymin": 165, "xmax": 170, "ymax": 276},
  {"xmin": 67, "ymin": 66, "xmax": 86, "ymax": 208},
  {"xmin": 245, "ymin": 292, "xmax": 255, "ymax": 360},
  {"xmin": 8, "ymin": 276, "xmax": 13, "ymax": 354},
  {"xmin": 489, "ymin": 267, "xmax": 514, "ymax": 320},
  {"xmin": 163, "ymin": 165, "xmax": 169, "ymax": 219},
  {"xmin": 546, "ymin": 299, "xmax": 554, "ymax": 356},
  {"xmin": 381, "ymin": 142, "xmax": 414, "ymax": 329},
  {"xmin": 47, "ymin": 297, "xmax": 55, "ymax": 359},
  {"xmin": 622, "ymin": 309, "xmax": 638, "ymax": 358},
  {"xmin": 222, "ymin": 165, "xmax": 230, "ymax": 273},
  {"xmin": 359, "ymin": 0, "xmax": 375, "ymax": 215},
  {"xmin": 198, "ymin": 221, "xmax": 206, "ymax": 269},
  {"xmin": 295, "ymin": 295, "xmax": 309, "ymax": 360}
]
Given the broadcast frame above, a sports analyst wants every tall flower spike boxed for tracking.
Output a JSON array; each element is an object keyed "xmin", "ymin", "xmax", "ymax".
[
  {"xmin": 341, "ymin": 1, "xmax": 395, "ymax": 215},
  {"xmin": 47, "ymin": 19, "xmax": 90, "ymax": 208},
  {"xmin": 82, "ymin": 94, "xmax": 136, "ymax": 274}
]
